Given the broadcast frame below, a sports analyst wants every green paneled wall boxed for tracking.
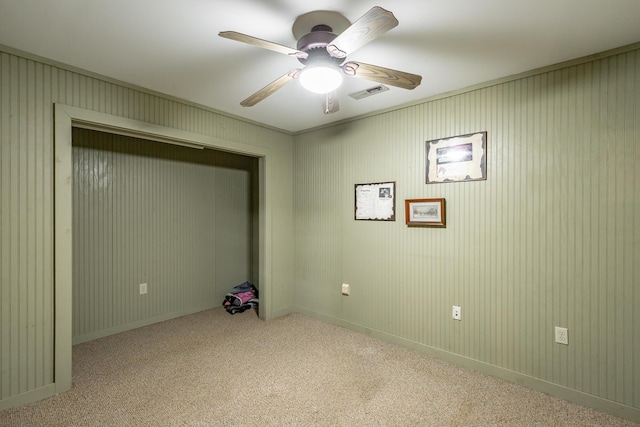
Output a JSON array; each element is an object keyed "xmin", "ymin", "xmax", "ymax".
[
  {"xmin": 293, "ymin": 47, "xmax": 639, "ymax": 420},
  {"xmin": 0, "ymin": 47, "xmax": 294, "ymax": 409},
  {"xmin": 72, "ymin": 128, "xmax": 254, "ymax": 344}
]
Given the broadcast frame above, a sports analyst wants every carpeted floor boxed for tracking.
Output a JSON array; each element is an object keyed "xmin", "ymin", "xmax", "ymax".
[{"xmin": 1, "ymin": 308, "xmax": 637, "ymax": 426}]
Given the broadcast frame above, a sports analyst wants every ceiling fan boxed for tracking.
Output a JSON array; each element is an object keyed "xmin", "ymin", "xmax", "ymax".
[{"xmin": 219, "ymin": 6, "xmax": 422, "ymax": 114}]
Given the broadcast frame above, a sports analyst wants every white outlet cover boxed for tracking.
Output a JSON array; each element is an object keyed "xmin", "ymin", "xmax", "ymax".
[
  {"xmin": 341, "ymin": 283, "xmax": 350, "ymax": 296},
  {"xmin": 452, "ymin": 305, "xmax": 461, "ymax": 320},
  {"xmin": 139, "ymin": 283, "xmax": 148, "ymax": 295},
  {"xmin": 555, "ymin": 326, "xmax": 568, "ymax": 345}
]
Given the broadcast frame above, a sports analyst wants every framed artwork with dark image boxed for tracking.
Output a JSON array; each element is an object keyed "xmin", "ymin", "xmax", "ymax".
[
  {"xmin": 405, "ymin": 198, "xmax": 446, "ymax": 228},
  {"xmin": 426, "ymin": 132, "xmax": 487, "ymax": 183}
]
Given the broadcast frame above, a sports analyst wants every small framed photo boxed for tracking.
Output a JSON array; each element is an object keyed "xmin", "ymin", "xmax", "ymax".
[
  {"xmin": 426, "ymin": 131, "xmax": 487, "ymax": 183},
  {"xmin": 405, "ymin": 198, "xmax": 446, "ymax": 228}
]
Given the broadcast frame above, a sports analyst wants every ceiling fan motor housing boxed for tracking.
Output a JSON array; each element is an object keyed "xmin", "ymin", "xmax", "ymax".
[{"xmin": 296, "ymin": 26, "xmax": 344, "ymax": 66}]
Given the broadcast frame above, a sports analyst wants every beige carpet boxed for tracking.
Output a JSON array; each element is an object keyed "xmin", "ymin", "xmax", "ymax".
[{"xmin": 1, "ymin": 308, "xmax": 636, "ymax": 426}]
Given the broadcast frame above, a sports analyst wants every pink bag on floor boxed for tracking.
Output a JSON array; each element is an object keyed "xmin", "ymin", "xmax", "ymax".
[
  {"xmin": 224, "ymin": 291, "xmax": 255, "ymax": 306},
  {"xmin": 222, "ymin": 282, "xmax": 259, "ymax": 314}
]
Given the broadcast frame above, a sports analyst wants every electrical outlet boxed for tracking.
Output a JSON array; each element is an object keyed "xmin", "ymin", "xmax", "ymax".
[
  {"xmin": 139, "ymin": 283, "xmax": 148, "ymax": 295},
  {"xmin": 341, "ymin": 283, "xmax": 350, "ymax": 296},
  {"xmin": 452, "ymin": 305, "xmax": 461, "ymax": 320},
  {"xmin": 555, "ymin": 326, "xmax": 568, "ymax": 345}
]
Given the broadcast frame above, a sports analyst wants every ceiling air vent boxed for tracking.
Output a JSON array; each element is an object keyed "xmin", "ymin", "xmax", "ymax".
[{"xmin": 349, "ymin": 84, "xmax": 389, "ymax": 100}]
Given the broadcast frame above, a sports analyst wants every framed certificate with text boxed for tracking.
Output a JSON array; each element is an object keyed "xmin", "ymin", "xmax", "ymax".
[{"xmin": 354, "ymin": 182, "xmax": 396, "ymax": 221}]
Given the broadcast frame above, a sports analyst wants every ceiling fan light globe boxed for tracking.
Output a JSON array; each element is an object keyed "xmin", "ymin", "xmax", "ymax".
[{"xmin": 299, "ymin": 66, "xmax": 343, "ymax": 94}]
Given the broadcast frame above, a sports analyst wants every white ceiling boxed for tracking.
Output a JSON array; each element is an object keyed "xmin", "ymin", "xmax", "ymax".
[{"xmin": 1, "ymin": 0, "xmax": 639, "ymax": 133}]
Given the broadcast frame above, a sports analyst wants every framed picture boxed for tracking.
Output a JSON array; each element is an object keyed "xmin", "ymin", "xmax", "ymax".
[
  {"xmin": 405, "ymin": 198, "xmax": 446, "ymax": 228},
  {"xmin": 354, "ymin": 181, "xmax": 396, "ymax": 221},
  {"xmin": 426, "ymin": 131, "xmax": 487, "ymax": 183}
]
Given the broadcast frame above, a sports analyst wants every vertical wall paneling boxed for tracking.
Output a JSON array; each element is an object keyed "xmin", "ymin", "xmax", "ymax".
[
  {"xmin": 0, "ymin": 52, "xmax": 55, "ymax": 401},
  {"xmin": 215, "ymin": 167, "xmax": 251, "ymax": 304},
  {"xmin": 71, "ymin": 129, "xmax": 256, "ymax": 344},
  {"xmin": 1, "ymin": 47, "xmax": 294, "ymax": 410},
  {"xmin": 293, "ymin": 48, "xmax": 640, "ymax": 419}
]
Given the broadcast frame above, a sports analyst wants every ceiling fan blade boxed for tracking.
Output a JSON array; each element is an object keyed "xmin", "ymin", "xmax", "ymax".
[
  {"xmin": 326, "ymin": 6, "xmax": 398, "ymax": 59},
  {"xmin": 240, "ymin": 70, "xmax": 300, "ymax": 107},
  {"xmin": 342, "ymin": 61, "xmax": 422, "ymax": 90},
  {"xmin": 322, "ymin": 91, "xmax": 340, "ymax": 114},
  {"xmin": 219, "ymin": 31, "xmax": 308, "ymax": 59}
]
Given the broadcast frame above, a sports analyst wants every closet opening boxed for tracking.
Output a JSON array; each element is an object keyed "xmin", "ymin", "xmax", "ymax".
[
  {"xmin": 70, "ymin": 127, "xmax": 259, "ymax": 345},
  {"xmin": 54, "ymin": 104, "xmax": 271, "ymax": 395}
]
